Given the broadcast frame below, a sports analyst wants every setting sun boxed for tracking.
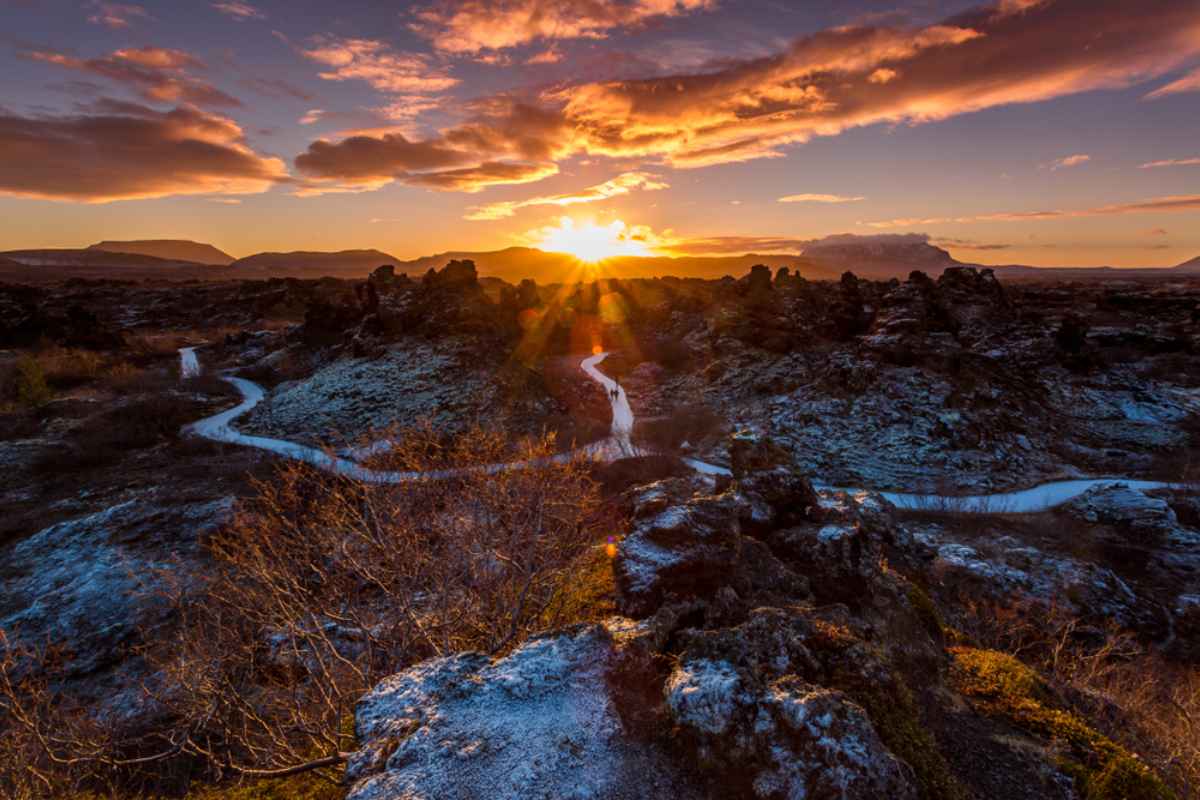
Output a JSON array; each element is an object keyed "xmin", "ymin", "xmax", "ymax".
[{"xmin": 533, "ymin": 217, "xmax": 651, "ymax": 262}]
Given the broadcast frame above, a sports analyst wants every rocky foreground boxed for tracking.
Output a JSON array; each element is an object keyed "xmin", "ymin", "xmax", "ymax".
[
  {"xmin": 1, "ymin": 261, "xmax": 1198, "ymax": 797},
  {"xmin": 343, "ymin": 435, "xmax": 1198, "ymax": 800}
]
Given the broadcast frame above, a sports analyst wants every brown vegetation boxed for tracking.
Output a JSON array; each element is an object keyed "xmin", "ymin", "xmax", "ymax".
[
  {"xmin": 953, "ymin": 600, "xmax": 1198, "ymax": 798},
  {"xmin": 1, "ymin": 425, "xmax": 607, "ymax": 798}
]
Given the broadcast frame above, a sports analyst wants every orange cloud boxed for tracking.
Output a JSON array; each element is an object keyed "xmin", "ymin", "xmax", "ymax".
[
  {"xmin": 556, "ymin": 0, "xmax": 1200, "ymax": 168},
  {"xmin": 412, "ymin": 0, "xmax": 716, "ymax": 54},
  {"xmin": 0, "ymin": 102, "xmax": 287, "ymax": 202},
  {"xmin": 465, "ymin": 171, "xmax": 667, "ymax": 220},
  {"xmin": 302, "ymin": 37, "xmax": 458, "ymax": 94},
  {"xmin": 1049, "ymin": 153, "xmax": 1090, "ymax": 170},
  {"xmin": 299, "ymin": 0, "xmax": 1200, "ymax": 192},
  {"xmin": 28, "ymin": 46, "xmax": 240, "ymax": 108}
]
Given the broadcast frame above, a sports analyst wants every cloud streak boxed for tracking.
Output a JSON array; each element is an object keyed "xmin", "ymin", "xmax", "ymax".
[
  {"xmin": 865, "ymin": 194, "xmax": 1200, "ymax": 227},
  {"xmin": 778, "ymin": 193, "xmax": 864, "ymax": 204},
  {"xmin": 465, "ymin": 171, "xmax": 667, "ymax": 219},
  {"xmin": 86, "ymin": 2, "xmax": 148, "ymax": 29},
  {"xmin": 1144, "ymin": 66, "xmax": 1200, "ymax": 99},
  {"xmin": 28, "ymin": 46, "xmax": 241, "ymax": 108},
  {"xmin": 213, "ymin": 2, "xmax": 266, "ymax": 21},
  {"xmin": 1140, "ymin": 157, "xmax": 1200, "ymax": 168},
  {"xmin": 0, "ymin": 102, "xmax": 287, "ymax": 202}
]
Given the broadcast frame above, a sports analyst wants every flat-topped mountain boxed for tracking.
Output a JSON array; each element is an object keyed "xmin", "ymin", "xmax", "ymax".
[
  {"xmin": 88, "ymin": 240, "xmax": 234, "ymax": 266},
  {"xmin": 230, "ymin": 249, "xmax": 401, "ymax": 276}
]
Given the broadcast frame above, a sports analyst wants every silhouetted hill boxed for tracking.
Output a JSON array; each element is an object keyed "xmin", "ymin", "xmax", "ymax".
[
  {"xmin": 1174, "ymin": 255, "xmax": 1200, "ymax": 273},
  {"xmin": 88, "ymin": 239, "xmax": 234, "ymax": 266},
  {"xmin": 230, "ymin": 249, "xmax": 401, "ymax": 276}
]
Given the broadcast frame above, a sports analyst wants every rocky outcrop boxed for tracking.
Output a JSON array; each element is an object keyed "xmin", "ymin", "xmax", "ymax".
[
  {"xmin": 0, "ymin": 495, "xmax": 234, "ymax": 679},
  {"xmin": 348, "ymin": 433, "xmax": 945, "ymax": 799},
  {"xmin": 346, "ymin": 620, "xmax": 704, "ymax": 800},
  {"xmin": 667, "ymin": 609, "xmax": 918, "ymax": 800}
]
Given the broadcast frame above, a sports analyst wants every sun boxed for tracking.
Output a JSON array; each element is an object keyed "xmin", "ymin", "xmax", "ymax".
[{"xmin": 534, "ymin": 217, "xmax": 651, "ymax": 262}]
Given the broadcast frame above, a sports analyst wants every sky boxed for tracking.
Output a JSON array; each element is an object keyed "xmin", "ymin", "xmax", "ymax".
[{"xmin": 0, "ymin": 0, "xmax": 1198, "ymax": 267}]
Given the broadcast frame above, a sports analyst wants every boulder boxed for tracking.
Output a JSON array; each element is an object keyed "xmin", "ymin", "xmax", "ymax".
[
  {"xmin": 614, "ymin": 476, "xmax": 809, "ymax": 618},
  {"xmin": 666, "ymin": 608, "xmax": 918, "ymax": 800}
]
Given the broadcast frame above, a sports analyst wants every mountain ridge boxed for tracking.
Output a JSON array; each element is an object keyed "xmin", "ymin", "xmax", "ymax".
[{"xmin": 88, "ymin": 239, "xmax": 234, "ymax": 266}]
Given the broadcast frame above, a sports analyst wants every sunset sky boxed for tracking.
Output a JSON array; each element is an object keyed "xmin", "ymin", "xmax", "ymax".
[{"xmin": 1, "ymin": 0, "xmax": 1198, "ymax": 266}]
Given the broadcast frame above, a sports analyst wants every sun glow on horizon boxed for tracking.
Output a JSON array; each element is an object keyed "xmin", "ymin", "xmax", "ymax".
[{"xmin": 532, "ymin": 217, "xmax": 652, "ymax": 262}]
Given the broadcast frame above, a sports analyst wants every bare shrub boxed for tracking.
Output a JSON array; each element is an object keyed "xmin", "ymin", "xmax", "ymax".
[
  {"xmin": 4, "ymin": 425, "xmax": 608, "ymax": 795},
  {"xmin": 147, "ymin": 425, "xmax": 604, "ymax": 786},
  {"xmin": 957, "ymin": 599, "xmax": 1200, "ymax": 797}
]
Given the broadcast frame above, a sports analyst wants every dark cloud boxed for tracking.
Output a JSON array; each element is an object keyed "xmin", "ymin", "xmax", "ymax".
[
  {"xmin": 27, "ymin": 46, "xmax": 241, "ymax": 108},
  {"xmin": 241, "ymin": 77, "xmax": 315, "ymax": 102},
  {"xmin": 0, "ymin": 102, "xmax": 287, "ymax": 202},
  {"xmin": 294, "ymin": 100, "xmax": 572, "ymax": 193}
]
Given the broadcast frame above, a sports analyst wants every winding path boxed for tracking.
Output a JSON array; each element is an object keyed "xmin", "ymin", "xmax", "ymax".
[{"xmin": 179, "ymin": 346, "xmax": 1189, "ymax": 510}]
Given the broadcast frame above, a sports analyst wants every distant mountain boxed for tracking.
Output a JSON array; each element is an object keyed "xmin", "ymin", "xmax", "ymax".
[
  {"xmin": 801, "ymin": 234, "xmax": 958, "ymax": 279},
  {"xmin": 88, "ymin": 239, "xmax": 234, "ymax": 266},
  {"xmin": 230, "ymin": 249, "xmax": 400, "ymax": 276},
  {"xmin": 1174, "ymin": 255, "xmax": 1200, "ymax": 273},
  {"xmin": 0, "ymin": 248, "xmax": 223, "ymax": 282}
]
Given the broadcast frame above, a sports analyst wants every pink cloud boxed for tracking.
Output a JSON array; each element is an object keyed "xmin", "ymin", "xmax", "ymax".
[
  {"xmin": 86, "ymin": 2, "xmax": 149, "ymax": 29},
  {"xmin": 28, "ymin": 46, "xmax": 240, "ymax": 108}
]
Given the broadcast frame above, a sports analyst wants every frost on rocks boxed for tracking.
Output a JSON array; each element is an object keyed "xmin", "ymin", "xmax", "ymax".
[
  {"xmin": 346, "ymin": 621, "xmax": 701, "ymax": 800},
  {"xmin": 241, "ymin": 338, "xmax": 510, "ymax": 447},
  {"xmin": 664, "ymin": 658, "xmax": 744, "ymax": 735},
  {"xmin": 0, "ymin": 494, "xmax": 234, "ymax": 678},
  {"xmin": 664, "ymin": 652, "xmax": 917, "ymax": 800},
  {"xmin": 614, "ymin": 477, "xmax": 745, "ymax": 617}
]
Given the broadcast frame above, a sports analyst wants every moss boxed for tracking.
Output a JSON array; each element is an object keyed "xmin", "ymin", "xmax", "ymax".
[
  {"xmin": 190, "ymin": 771, "xmax": 344, "ymax": 800},
  {"xmin": 949, "ymin": 647, "xmax": 1046, "ymax": 704},
  {"xmin": 541, "ymin": 544, "xmax": 617, "ymax": 626},
  {"xmin": 949, "ymin": 647, "xmax": 1177, "ymax": 800},
  {"xmin": 1083, "ymin": 754, "xmax": 1176, "ymax": 800},
  {"xmin": 906, "ymin": 583, "xmax": 945, "ymax": 639},
  {"xmin": 853, "ymin": 682, "xmax": 967, "ymax": 800}
]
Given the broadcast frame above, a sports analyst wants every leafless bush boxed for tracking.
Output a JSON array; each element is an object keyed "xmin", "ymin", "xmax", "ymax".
[
  {"xmin": 4, "ymin": 425, "xmax": 608, "ymax": 796},
  {"xmin": 154, "ymin": 425, "xmax": 604, "ymax": 778},
  {"xmin": 957, "ymin": 599, "xmax": 1200, "ymax": 796}
]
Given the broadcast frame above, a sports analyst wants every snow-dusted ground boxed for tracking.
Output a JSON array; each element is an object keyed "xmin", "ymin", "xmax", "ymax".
[{"xmin": 181, "ymin": 347, "xmax": 1193, "ymax": 510}]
